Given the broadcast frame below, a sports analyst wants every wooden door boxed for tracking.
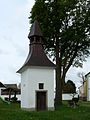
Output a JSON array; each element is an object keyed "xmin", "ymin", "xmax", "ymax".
[{"xmin": 36, "ymin": 91, "xmax": 47, "ymax": 111}]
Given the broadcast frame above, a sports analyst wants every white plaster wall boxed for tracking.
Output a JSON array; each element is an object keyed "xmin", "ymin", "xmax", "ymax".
[
  {"xmin": 62, "ymin": 94, "xmax": 73, "ymax": 100},
  {"xmin": 21, "ymin": 69, "xmax": 29, "ymax": 108},
  {"xmin": 21, "ymin": 67, "xmax": 54, "ymax": 110},
  {"xmin": 62, "ymin": 93, "xmax": 78, "ymax": 100},
  {"xmin": 88, "ymin": 76, "xmax": 90, "ymax": 101}
]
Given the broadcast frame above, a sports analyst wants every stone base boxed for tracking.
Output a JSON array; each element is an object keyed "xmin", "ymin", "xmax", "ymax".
[
  {"xmin": 21, "ymin": 107, "xmax": 36, "ymax": 111},
  {"xmin": 48, "ymin": 107, "xmax": 54, "ymax": 111},
  {"xmin": 21, "ymin": 107, "xmax": 54, "ymax": 111}
]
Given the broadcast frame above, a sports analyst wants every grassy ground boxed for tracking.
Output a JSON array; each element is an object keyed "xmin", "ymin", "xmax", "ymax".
[{"xmin": 0, "ymin": 99, "xmax": 90, "ymax": 120}]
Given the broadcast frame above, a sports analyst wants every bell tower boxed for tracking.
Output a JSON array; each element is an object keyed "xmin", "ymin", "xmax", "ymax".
[
  {"xmin": 17, "ymin": 20, "xmax": 55, "ymax": 111},
  {"xmin": 18, "ymin": 20, "xmax": 55, "ymax": 71}
]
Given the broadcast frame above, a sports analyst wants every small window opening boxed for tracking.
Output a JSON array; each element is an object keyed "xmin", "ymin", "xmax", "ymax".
[
  {"xmin": 30, "ymin": 37, "xmax": 34, "ymax": 44},
  {"xmin": 36, "ymin": 37, "xmax": 40, "ymax": 42},
  {"xmin": 39, "ymin": 83, "xmax": 44, "ymax": 89}
]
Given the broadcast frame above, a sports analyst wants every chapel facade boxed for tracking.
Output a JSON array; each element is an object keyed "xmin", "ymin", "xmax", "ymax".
[{"xmin": 17, "ymin": 20, "xmax": 55, "ymax": 111}]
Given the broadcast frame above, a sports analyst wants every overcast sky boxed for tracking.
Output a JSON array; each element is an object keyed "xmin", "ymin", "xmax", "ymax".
[{"xmin": 0, "ymin": 0, "xmax": 90, "ymax": 89}]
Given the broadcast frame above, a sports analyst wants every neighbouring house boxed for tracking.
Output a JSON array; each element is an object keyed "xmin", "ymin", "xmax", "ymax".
[
  {"xmin": 62, "ymin": 93, "xmax": 74, "ymax": 100},
  {"xmin": 0, "ymin": 82, "xmax": 5, "ymax": 96},
  {"xmin": 0, "ymin": 83, "xmax": 21, "ymax": 101},
  {"xmin": 85, "ymin": 72, "xmax": 90, "ymax": 101},
  {"xmin": 17, "ymin": 20, "xmax": 55, "ymax": 111},
  {"xmin": 78, "ymin": 72, "xmax": 90, "ymax": 101},
  {"xmin": 4, "ymin": 84, "xmax": 17, "ymax": 89},
  {"xmin": 78, "ymin": 80, "xmax": 87, "ymax": 101}
]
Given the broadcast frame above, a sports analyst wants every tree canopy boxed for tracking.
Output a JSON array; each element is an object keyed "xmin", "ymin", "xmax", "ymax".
[
  {"xmin": 63, "ymin": 80, "xmax": 76, "ymax": 93},
  {"xmin": 29, "ymin": 0, "xmax": 90, "ymax": 105}
]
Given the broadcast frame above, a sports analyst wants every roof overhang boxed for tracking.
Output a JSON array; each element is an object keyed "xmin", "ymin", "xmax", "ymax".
[{"xmin": 17, "ymin": 65, "xmax": 56, "ymax": 74}]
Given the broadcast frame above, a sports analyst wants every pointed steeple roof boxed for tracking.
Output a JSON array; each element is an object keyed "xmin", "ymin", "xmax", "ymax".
[
  {"xmin": 17, "ymin": 20, "xmax": 55, "ymax": 73},
  {"xmin": 28, "ymin": 20, "xmax": 43, "ymax": 38}
]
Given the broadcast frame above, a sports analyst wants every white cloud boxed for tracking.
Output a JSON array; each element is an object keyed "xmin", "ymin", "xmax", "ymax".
[{"xmin": 0, "ymin": 0, "xmax": 35, "ymax": 84}]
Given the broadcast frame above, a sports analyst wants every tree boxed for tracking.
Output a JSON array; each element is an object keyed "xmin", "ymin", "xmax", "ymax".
[
  {"xmin": 63, "ymin": 80, "xmax": 76, "ymax": 93},
  {"xmin": 77, "ymin": 72, "xmax": 85, "ymax": 84},
  {"xmin": 77, "ymin": 72, "xmax": 85, "ymax": 99},
  {"xmin": 29, "ymin": 0, "xmax": 90, "ymax": 106}
]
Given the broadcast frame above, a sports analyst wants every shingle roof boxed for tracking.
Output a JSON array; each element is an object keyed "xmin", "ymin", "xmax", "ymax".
[
  {"xmin": 24, "ymin": 44, "xmax": 55, "ymax": 67},
  {"xmin": 28, "ymin": 20, "xmax": 43, "ymax": 38},
  {"xmin": 17, "ymin": 20, "xmax": 55, "ymax": 73}
]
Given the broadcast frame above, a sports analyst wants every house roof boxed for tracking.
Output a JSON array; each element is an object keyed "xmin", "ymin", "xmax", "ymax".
[
  {"xmin": 2, "ymin": 87, "xmax": 20, "ymax": 92},
  {"xmin": 4, "ymin": 84, "xmax": 17, "ymax": 89},
  {"xmin": 0, "ymin": 82, "xmax": 5, "ymax": 87},
  {"xmin": 85, "ymin": 72, "xmax": 90, "ymax": 77},
  {"xmin": 17, "ymin": 20, "xmax": 55, "ymax": 73}
]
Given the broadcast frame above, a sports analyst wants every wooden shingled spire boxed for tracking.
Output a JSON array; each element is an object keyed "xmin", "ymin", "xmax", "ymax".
[
  {"xmin": 17, "ymin": 20, "xmax": 55, "ymax": 73},
  {"xmin": 28, "ymin": 20, "xmax": 43, "ymax": 38}
]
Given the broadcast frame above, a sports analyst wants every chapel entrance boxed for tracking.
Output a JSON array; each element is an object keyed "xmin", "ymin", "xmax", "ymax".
[{"xmin": 36, "ymin": 91, "xmax": 47, "ymax": 111}]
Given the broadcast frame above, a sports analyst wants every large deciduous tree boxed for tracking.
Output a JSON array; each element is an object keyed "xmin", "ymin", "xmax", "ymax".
[{"xmin": 29, "ymin": 0, "xmax": 90, "ymax": 106}]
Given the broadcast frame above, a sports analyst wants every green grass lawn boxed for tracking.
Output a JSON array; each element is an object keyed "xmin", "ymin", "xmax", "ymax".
[{"xmin": 0, "ymin": 99, "xmax": 90, "ymax": 120}]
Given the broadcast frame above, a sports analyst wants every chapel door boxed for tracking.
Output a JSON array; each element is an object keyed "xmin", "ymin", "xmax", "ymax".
[{"xmin": 36, "ymin": 91, "xmax": 47, "ymax": 111}]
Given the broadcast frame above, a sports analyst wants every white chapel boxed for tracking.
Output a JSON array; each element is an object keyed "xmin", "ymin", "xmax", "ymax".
[{"xmin": 17, "ymin": 20, "xmax": 55, "ymax": 111}]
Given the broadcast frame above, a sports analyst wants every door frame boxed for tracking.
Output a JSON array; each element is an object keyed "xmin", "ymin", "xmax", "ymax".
[{"xmin": 35, "ymin": 90, "xmax": 48, "ymax": 111}]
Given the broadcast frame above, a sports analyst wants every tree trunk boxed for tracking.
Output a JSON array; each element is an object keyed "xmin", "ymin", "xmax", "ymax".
[
  {"xmin": 9, "ymin": 89, "xmax": 11, "ymax": 101},
  {"xmin": 55, "ymin": 72, "xmax": 62, "ymax": 106},
  {"xmin": 62, "ymin": 73, "xmax": 66, "ymax": 88},
  {"xmin": 55, "ymin": 37, "xmax": 62, "ymax": 106},
  {"xmin": 14, "ymin": 91, "xmax": 16, "ymax": 98}
]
